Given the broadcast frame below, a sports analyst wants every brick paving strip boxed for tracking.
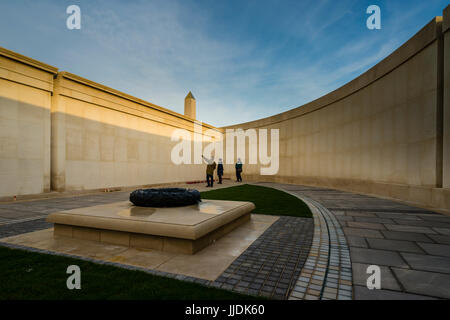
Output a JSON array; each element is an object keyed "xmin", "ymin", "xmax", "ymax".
[
  {"xmin": 254, "ymin": 183, "xmax": 352, "ymax": 300},
  {"xmin": 210, "ymin": 216, "xmax": 313, "ymax": 299}
]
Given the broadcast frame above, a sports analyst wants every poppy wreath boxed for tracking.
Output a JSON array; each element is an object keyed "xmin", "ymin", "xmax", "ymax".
[{"xmin": 129, "ymin": 188, "xmax": 201, "ymax": 207}]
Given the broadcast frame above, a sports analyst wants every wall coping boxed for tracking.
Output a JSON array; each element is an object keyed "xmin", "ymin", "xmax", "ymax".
[
  {"xmin": 58, "ymin": 71, "xmax": 219, "ymax": 131},
  {"xmin": 0, "ymin": 46, "xmax": 58, "ymax": 75},
  {"xmin": 224, "ymin": 16, "xmax": 443, "ymax": 129},
  {"xmin": 444, "ymin": 5, "xmax": 450, "ymax": 32},
  {"xmin": 0, "ymin": 46, "xmax": 219, "ymax": 131}
]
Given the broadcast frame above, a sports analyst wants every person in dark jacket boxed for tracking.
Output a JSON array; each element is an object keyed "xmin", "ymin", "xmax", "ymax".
[
  {"xmin": 217, "ymin": 158, "xmax": 224, "ymax": 184},
  {"xmin": 235, "ymin": 158, "xmax": 243, "ymax": 182},
  {"xmin": 202, "ymin": 155, "xmax": 216, "ymax": 187}
]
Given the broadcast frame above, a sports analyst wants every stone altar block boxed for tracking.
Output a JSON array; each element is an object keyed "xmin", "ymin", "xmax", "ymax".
[{"xmin": 46, "ymin": 200, "xmax": 255, "ymax": 254}]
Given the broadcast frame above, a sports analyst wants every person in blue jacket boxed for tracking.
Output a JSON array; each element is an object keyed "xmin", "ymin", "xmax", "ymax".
[
  {"xmin": 235, "ymin": 158, "xmax": 243, "ymax": 182},
  {"xmin": 217, "ymin": 158, "xmax": 224, "ymax": 184}
]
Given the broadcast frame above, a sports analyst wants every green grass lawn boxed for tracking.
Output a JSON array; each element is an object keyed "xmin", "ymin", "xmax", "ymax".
[
  {"xmin": 0, "ymin": 246, "xmax": 256, "ymax": 300},
  {"xmin": 201, "ymin": 184, "xmax": 312, "ymax": 218}
]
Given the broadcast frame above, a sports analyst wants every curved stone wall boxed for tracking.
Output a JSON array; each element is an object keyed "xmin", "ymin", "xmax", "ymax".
[
  {"xmin": 224, "ymin": 12, "xmax": 449, "ymax": 214},
  {"xmin": 1, "ymin": 7, "xmax": 449, "ymax": 215}
]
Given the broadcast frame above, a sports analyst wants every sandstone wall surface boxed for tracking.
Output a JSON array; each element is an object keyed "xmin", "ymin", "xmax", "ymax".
[{"xmin": 223, "ymin": 13, "xmax": 449, "ymax": 214}]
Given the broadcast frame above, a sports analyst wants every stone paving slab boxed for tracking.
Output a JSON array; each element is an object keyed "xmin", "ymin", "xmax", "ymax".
[
  {"xmin": 365, "ymin": 238, "xmax": 425, "ymax": 254},
  {"xmin": 433, "ymin": 227, "xmax": 450, "ymax": 235},
  {"xmin": 392, "ymin": 219, "xmax": 450, "ymax": 228},
  {"xmin": 401, "ymin": 253, "xmax": 450, "ymax": 274},
  {"xmin": 353, "ymin": 285, "xmax": 437, "ymax": 300},
  {"xmin": 381, "ymin": 230, "xmax": 434, "ymax": 243},
  {"xmin": 350, "ymin": 247, "xmax": 409, "ymax": 268},
  {"xmin": 392, "ymin": 268, "xmax": 450, "ymax": 299},
  {"xmin": 347, "ymin": 221, "xmax": 386, "ymax": 230},
  {"xmin": 417, "ymin": 243, "xmax": 450, "ymax": 257},
  {"xmin": 352, "ymin": 216, "xmax": 395, "ymax": 224},
  {"xmin": 420, "ymin": 215, "xmax": 450, "ymax": 222},
  {"xmin": 428, "ymin": 234, "xmax": 450, "ymax": 245},
  {"xmin": 352, "ymin": 263, "xmax": 401, "ymax": 291},
  {"xmin": 384, "ymin": 224, "xmax": 437, "ymax": 234},
  {"xmin": 375, "ymin": 212, "xmax": 424, "ymax": 220},
  {"xmin": 343, "ymin": 227, "xmax": 384, "ymax": 239},
  {"xmin": 345, "ymin": 236, "xmax": 368, "ymax": 248}
]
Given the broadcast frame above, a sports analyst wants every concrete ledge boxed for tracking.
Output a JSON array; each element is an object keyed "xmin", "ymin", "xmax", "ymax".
[
  {"xmin": 443, "ymin": 5, "xmax": 450, "ymax": 32},
  {"xmin": 47, "ymin": 200, "xmax": 255, "ymax": 254},
  {"xmin": 53, "ymin": 213, "xmax": 250, "ymax": 254},
  {"xmin": 57, "ymin": 71, "xmax": 219, "ymax": 132},
  {"xmin": 0, "ymin": 46, "xmax": 58, "ymax": 74}
]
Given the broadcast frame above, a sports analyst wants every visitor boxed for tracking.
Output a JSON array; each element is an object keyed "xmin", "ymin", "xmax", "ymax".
[
  {"xmin": 202, "ymin": 155, "xmax": 217, "ymax": 187},
  {"xmin": 217, "ymin": 158, "xmax": 224, "ymax": 184},
  {"xmin": 235, "ymin": 158, "xmax": 243, "ymax": 182}
]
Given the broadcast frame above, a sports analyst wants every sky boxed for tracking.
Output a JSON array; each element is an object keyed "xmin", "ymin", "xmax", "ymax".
[{"xmin": 0, "ymin": 0, "xmax": 448, "ymax": 127}]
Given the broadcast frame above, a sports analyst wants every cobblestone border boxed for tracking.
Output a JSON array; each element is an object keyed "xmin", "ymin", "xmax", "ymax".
[{"xmin": 281, "ymin": 192, "xmax": 353, "ymax": 300}]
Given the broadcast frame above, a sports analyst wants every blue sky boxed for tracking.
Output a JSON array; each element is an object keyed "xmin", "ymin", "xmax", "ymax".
[{"xmin": 0, "ymin": 0, "xmax": 447, "ymax": 127}]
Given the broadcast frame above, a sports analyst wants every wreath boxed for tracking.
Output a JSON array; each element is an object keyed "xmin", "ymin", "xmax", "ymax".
[{"xmin": 129, "ymin": 188, "xmax": 201, "ymax": 207}]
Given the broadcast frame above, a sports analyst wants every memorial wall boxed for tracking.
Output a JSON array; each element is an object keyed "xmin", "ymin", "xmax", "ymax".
[
  {"xmin": 0, "ymin": 47, "xmax": 220, "ymax": 198},
  {"xmin": 224, "ymin": 14, "xmax": 449, "ymax": 214},
  {"xmin": 0, "ymin": 49, "xmax": 57, "ymax": 197},
  {"xmin": 0, "ymin": 8, "xmax": 449, "ymax": 213}
]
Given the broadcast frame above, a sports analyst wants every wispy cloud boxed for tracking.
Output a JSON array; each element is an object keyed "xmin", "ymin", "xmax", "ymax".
[{"xmin": 0, "ymin": 0, "xmax": 447, "ymax": 127}]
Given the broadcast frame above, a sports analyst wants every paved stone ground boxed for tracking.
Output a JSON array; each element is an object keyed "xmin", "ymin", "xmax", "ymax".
[
  {"xmin": 211, "ymin": 216, "xmax": 313, "ymax": 299},
  {"xmin": 252, "ymin": 183, "xmax": 353, "ymax": 300},
  {"xmin": 0, "ymin": 192, "xmax": 130, "ymax": 237},
  {"xmin": 0, "ymin": 182, "xmax": 314, "ymax": 300},
  {"xmin": 1, "ymin": 181, "xmax": 450, "ymax": 300},
  {"xmin": 265, "ymin": 183, "xmax": 450, "ymax": 300},
  {"xmin": 0, "ymin": 181, "xmax": 236, "ymax": 234}
]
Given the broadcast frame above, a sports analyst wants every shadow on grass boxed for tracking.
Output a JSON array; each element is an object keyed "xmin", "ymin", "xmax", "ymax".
[{"xmin": 0, "ymin": 246, "xmax": 260, "ymax": 300}]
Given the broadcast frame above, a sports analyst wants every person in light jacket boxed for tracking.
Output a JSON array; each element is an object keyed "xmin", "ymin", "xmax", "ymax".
[
  {"xmin": 217, "ymin": 158, "xmax": 224, "ymax": 184},
  {"xmin": 235, "ymin": 158, "xmax": 243, "ymax": 182},
  {"xmin": 202, "ymin": 155, "xmax": 216, "ymax": 187}
]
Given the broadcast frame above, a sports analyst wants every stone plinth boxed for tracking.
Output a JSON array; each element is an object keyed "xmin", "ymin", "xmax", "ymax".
[{"xmin": 46, "ymin": 200, "xmax": 255, "ymax": 254}]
